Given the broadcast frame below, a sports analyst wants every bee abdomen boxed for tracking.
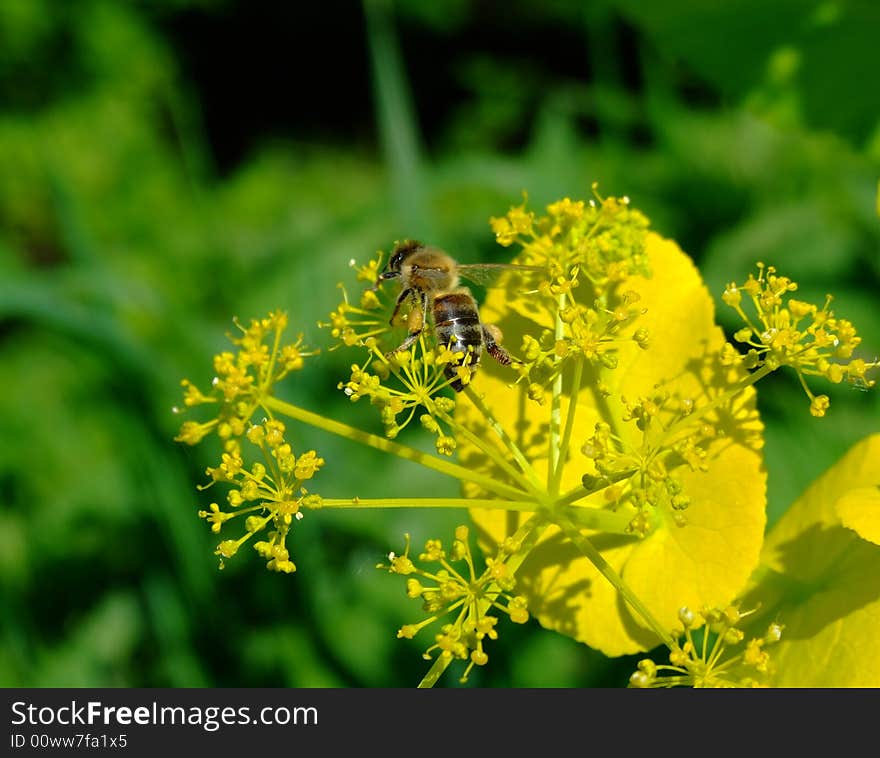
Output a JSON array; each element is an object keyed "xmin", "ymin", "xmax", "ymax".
[
  {"xmin": 433, "ymin": 292, "xmax": 484, "ymax": 391},
  {"xmin": 433, "ymin": 293, "xmax": 484, "ymax": 354}
]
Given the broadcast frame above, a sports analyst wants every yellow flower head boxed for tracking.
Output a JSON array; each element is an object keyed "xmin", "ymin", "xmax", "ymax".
[
  {"xmin": 629, "ymin": 605, "xmax": 783, "ymax": 688},
  {"xmin": 378, "ymin": 525, "xmax": 529, "ymax": 683},
  {"xmin": 723, "ymin": 263, "xmax": 878, "ymax": 416},
  {"xmin": 491, "ymin": 192, "xmax": 652, "ymax": 393},
  {"xmin": 175, "ymin": 311, "xmax": 316, "ymax": 449},
  {"xmin": 198, "ymin": 418, "xmax": 323, "ymax": 573}
]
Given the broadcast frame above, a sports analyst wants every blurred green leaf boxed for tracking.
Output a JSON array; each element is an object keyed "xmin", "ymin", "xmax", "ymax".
[{"xmin": 615, "ymin": 0, "xmax": 880, "ymax": 144}]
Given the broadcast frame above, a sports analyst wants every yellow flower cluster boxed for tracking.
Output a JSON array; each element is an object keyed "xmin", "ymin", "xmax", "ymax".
[
  {"xmin": 723, "ymin": 263, "xmax": 878, "ymax": 416},
  {"xmin": 337, "ymin": 341, "xmax": 468, "ymax": 455},
  {"xmin": 174, "ymin": 192, "xmax": 878, "ymax": 686},
  {"xmin": 489, "ymin": 190, "xmax": 653, "ymax": 394},
  {"xmin": 199, "ymin": 419, "xmax": 324, "ymax": 573},
  {"xmin": 580, "ymin": 388, "xmax": 723, "ymax": 534},
  {"xmin": 490, "ymin": 187, "xmax": 651, "ymax": 290},
  {"xmin": 175, "ymin": 310, "xmax": 315, "ymax": 449},
  {"xmin": 629, "ymin": 605, "xmax": 783, "ymax": 688},
  {"xmin": 321, "ymin": 255, "xmax": 391, "ymax": 348},
  {"xmin": 378, "ymin": 526, "xmax": 529, "ymax": 683},
  {"xmin": 174, "ymin": 312, "xmax": 323, "ymax": 573}
]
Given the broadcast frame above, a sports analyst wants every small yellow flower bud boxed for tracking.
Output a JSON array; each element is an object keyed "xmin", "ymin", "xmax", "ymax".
[
  {"xmin": 722, "ymin": 284, "xmax": 742, "ymax": 307},
  {"xmin": 734, "ymin": 327, "xmax": 753, "ymax": 343},
  {"xmin": 678, "ymin": 606, "xmax": 696, "ymax": 628},
  {"xmin": 629, "ymin": 671, "xmax": 651, "ymax": 688},
  {"xmin": 810, "ymin": 394, "xmax": 830, "ymax": 417},
  {"xmin": 435, "ymin": 435, "xmax": 457, "ymax": 456},
  {"xmin": 216, "ymin": 540, "xmax": 240, "ymax": 558},
  {"xmin": 765, "ymin": 623, "xmax": 784, "ymax": 644}
]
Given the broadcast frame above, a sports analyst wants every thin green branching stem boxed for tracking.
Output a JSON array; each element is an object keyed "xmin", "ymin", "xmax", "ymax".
[
  {"xmin": 556, "ymin": 513, "xmax": 676, "ymax": 650},
  {"xmin": 548, "ymin": 292, "xmax": 567, "ymax": 485},
  {"xmin": 417, "ymin": 514, "xmax": 548, "ymax": 688},
  {"xmin": 318, "ymin": 497, "xmax": 540, "ymax": 512},
  {"xmin": 555, "ymin": 467, "xmax": 640, "ymax": 507},
  {"xmin": 433, "ymin": 406, "xmax": 540, "ymax": 497},
  {"xmin": 656, "ymin": 361, "xmax": 775, "ymax": 450},
  {"xmin": 262, "ymin": 322, "xmax": 285, "ymax": 397},
  {"xmin": 550, "ymin": 355, "xmax": 584, "ymax": 496},
  {"xmin": 461, "ymin": 386, "xmax": 545, "ymax": 494},
  {"xmin": 555, "ymin": 504, "xmax": 634, "ymax": 534},
  {"xmin": 416, "ymin": 649, "xmax": 452, "ymax": 689},
  {"xmin": 586, "ymin": 362, "xmax": 627, "ymax": 444},
  {"xmin": 262, "ymin": 396, "xmax": 530, "ymax": 501}
]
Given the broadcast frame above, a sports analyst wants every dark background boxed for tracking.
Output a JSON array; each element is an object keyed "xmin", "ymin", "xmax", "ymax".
[{"xmin": 1, "ymin": 0, "xmax": 878, "ymax": 687}]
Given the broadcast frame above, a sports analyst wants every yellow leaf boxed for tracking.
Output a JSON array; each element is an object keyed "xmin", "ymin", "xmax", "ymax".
[
  {"xmin": 836, "ymin": 487, "xmax": 880, "ymax": 546},
  {"xmin": 761, "ymin": 434, "xmax": 880, "ymax": 581},
  {"xmin": 459, "ymin": 232, "xmax": 767, "ymax": 656},
  {"xmin": 745, "ymin": 434, "xmax": 880, "ymax": 686}
]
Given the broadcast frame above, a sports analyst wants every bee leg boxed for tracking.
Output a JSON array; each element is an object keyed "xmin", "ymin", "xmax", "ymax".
[
  {"xmin": 385, "ymin": 330, "xmax": 421, "ymax": 358},
  {"xmin": 483, "ymin": 324, "xmax": 511, "ymax": 365},
  {"xmin": 385, "ymin": 290, "xmax": 428, "ymax": 358},
  {"xmin": 388, "ymin": 287, "xmax": 413, "ymax": 325}
]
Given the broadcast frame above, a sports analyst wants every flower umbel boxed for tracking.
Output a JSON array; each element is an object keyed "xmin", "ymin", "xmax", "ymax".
[
  {"xmin": 723, "ymin": 263, "xmax": 878, "ymax": 416},
  {"xmin": 320, "ymin": 254, "xmax": 393, "ymax": 348},
  {"xmin": 491, "ymin": 188, "xmax": 653, "ymax": 393},
  {"xmin": 629, "ymin": 605, "xmax": 783, "ymax": 688},
  {"xmin": 198, "ymin": 418, "xmax": 324, "ymax": 573},
  {"xmin": 175, "ymin": 311, "xmax": 316, "ymax": 450},
  {"xmin": 378, "ymin": 526, "xmax": 530, "ymax": 683},
  {"xmin": 336, "ymin": 338, "xmax": 470, "ymax": 455}
]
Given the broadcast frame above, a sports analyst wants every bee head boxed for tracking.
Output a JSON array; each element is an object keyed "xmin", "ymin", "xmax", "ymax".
[{"xmin": 381, "ymin": 239, "xmax": 424, "ymax": 279}]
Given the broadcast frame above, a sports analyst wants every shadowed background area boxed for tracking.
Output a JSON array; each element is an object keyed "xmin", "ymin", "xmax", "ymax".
[{"xmin": 1, "ymin": 0, "xmax": 878, "ymax": 687}]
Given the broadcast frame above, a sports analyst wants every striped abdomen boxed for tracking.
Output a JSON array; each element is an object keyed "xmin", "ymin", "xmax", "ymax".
[{"xmin": 432, "ymin": 291, "xmax": 484, "ymax": 391}]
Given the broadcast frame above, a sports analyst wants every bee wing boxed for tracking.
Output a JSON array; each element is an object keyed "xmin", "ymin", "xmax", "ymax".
[{"xmin": 456, "ymin": 263, "xmax": 546, "ymax": 288}]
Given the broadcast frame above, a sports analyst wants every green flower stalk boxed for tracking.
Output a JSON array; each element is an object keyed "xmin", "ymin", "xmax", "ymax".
[{"xmin": 175, "ymin": 190, "xmax": 879, "ymax": 687}]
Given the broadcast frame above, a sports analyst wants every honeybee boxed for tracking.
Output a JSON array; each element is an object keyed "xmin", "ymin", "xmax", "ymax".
[{"xmin": 375, "ymin": 239, "xmax": 531, "ymax": 391}]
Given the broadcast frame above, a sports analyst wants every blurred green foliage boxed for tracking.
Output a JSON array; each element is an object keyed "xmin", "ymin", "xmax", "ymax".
[{"xmin": 1, "ymin": 0, "xmax": 877, "ymax": 687}]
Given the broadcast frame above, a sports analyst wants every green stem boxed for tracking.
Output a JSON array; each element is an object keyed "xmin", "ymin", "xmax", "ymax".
[
  {"xmin": 319, "ymin": 497, "xmax": 539, "ymax": 512},
  {"xmin": 417, "ymin": 654, "xmax": 453, "ymax": 689},
  {"xmin": 557, "ymin": 513, "xmax": 676, "ymax": 650},
  {"xmin": 462, "ymin": 387, "xmax": 545, "ymax": 494},
  {"xmin": 548, "ymin": 293, "xmax": 567, "ymax": 485},
  {"xmin": 262, "ymin": 396, "xmax": 530, "ymax": 502},
  {"xmin": 555, "ymin": 467, "xmax": 639, "ymax": 507},
  {"xmin": 318, "ymin": 496, "xmax": 632, "ymax": 533},
  {"xmin": 434, "ymin": 406, "xmax": 540, "ymax": 497},
  {"xmin": 550, "ymin": 355, "xmax": 583, "ymax": 496},
  {"xmin": 556, "ymin": 505, "xmax": 633, "ymax": 534},
  {"xmin": 655, "ymin": 362, "xmax": 775, "ymax": 450}
]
